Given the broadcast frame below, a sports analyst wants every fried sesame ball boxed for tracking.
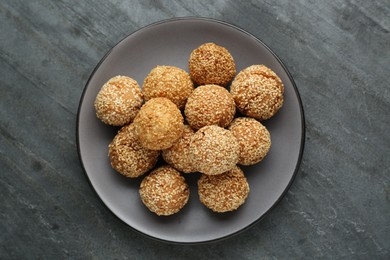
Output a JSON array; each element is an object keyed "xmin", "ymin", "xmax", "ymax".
[
  {"xmin": 198, "ymin": 165, "xmax": 250, "ymax": 213},
  {"xmin": 94, "ymin": 75, "xmax": 143, "ymax": 126},
  {"xmin": 184, "ymin": 85, "xmax": 236, "ymax": 130},
  {"xmin": 108, "ymin": 124, "xmax": 160, "ymax": 178},
  {"xmin": 230, "ymin": 65, "xmax": 284, "ymax": 121},
  {"xmin": 142, "ymin": 66, "xmax": 194, "ymax": 109},
  {"xmin": 139, "ymin": 166, "xmax": 190, "ymax": 216},
  {"xmin": 188, "ymin": 43, "xmax": 236, "ymax": 87},
  {"xmin": 133, "ymin": 97, "xmax": 184, "ymax": 150},
  {"xmin": 189, "ymin": 125, "xmax": 240, "ymax": 175},
  {"xmin": 229, "ymin": 117, "xmax": 271, "ymax": 165},
  {"xmin": 162, "ymin": 125, "xmax": 195, "ymax": 173}
]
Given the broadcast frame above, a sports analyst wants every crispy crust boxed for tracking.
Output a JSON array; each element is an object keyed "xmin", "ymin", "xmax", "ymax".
[
  {"xmin": 229, "ymin": 117, "xmax": 271, "ymax": 165},
  {"xmin": 230, "ymin": 65, "xmax": 284, "ymax": 120},
  {"xmin": 94, "ymin": 75, "xmax": 143, "ymax": 126},
  {"xmin": 162, "ymin": 125, "xmax": 195, "ymax": 173},
  {"xmin": 108, "ymin": 124, "xmax": 160, "ymax": 178},
  {"xmin": 139, "ymin": 166, "xmax": 190, "ymax": 216},
  {"xmin": 184, "ymin": 84, "xmax": 236, "ymax": 130},
  {"xmin": 189, "ymin": 125, "xmax": 240, "ymax": 175},
  {"xmin": 142, "ymin": 66, "xmax": 194, "ymax": 109},
  {"xmin": 198, "ymin": 165, "xmax": 249, "ymax": 212},
  {"xmin": 189, "ymin": 43, "xmax": 236, "ymax": 87},
  {"xmin": 133, "ymin": 97, "xmax": 184, "ymax": 150}
]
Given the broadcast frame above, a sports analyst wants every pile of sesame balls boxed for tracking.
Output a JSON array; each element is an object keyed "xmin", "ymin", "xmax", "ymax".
[{"xmin": 94, "ymin": 42, "xmax": 284, "ymax": 216}]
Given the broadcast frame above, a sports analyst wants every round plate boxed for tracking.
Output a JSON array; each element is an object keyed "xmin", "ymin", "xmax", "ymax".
[{"xmin": 77, "ymin": 17, "xmax": 305, "ymax": 244}]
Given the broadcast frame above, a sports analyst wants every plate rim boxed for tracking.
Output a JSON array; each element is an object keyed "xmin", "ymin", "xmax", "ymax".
[{"xmin": 76, "ymin": 16, "xmax": 306, "ymax": 244}]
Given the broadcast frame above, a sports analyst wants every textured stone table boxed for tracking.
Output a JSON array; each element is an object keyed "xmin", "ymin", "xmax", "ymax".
[{"xmin": 1, "ymin": 1, "xmax": 389, "ymax": 259}]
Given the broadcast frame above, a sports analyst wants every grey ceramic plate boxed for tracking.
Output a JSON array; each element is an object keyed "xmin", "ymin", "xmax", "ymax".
[{"xmin": 77, "ymin": 17, "xmax": 305, "ymax": 244}]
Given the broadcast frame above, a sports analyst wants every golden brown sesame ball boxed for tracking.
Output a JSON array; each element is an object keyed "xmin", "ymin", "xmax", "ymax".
[
  {"xmin": 139, "ymin": 165, "xmax": 190, "ymax": 216},
  {"xmin": 198, "ymin": 165, "xmax": 250, "ymax": 213},
  {"xmin": 94, "ymin": 75, "xmax": 143, "ymax": 126},
  {"xmin": 184, "ymin": 85, "xmax": 236, "ymax": 130},
  {"xmin": 230, "ymin": 65, "xmax": 284, "ymax": 121},
  {"xmin": 162, "ymin": 125, "xmax": 195, "ymax": 173},
  {"xmin": 133, "ymin": 97, "xmax": 184, "ymax": 150},
  {"xmin": 189, "ymin": 43, "xmax": 236, "ymax": 87},
  {"xmin": 229, "ymin": 117, "xmax": 271, "ymax": 165},
  {"xmin": 142, "ymin": 66, "xmax": 194, "ymax": 109},
  {"xmin": 189, "ymin": 125, "xmax": 240, "ymax": 175},
  {"xmin": 108, "ymin": 124, "xmax": 160, "ymax": 178}
]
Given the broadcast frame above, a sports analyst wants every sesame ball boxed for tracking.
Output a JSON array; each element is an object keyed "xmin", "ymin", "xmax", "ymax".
[
  {"xmin": 189, "ymin": 43, "xmax": 236, "ymax": 87},
  {"xmin": 184, "ymin": 85, "xmax": 236, "ymax": 130},
  {"xmin": 198, "ymin": 165, "xmax": 250, "ymax": 213},
  {"xmin": 133, "ymin": 97, "xmax": 184, "ymax": 150},
  {"xmin": 162, "ymin": 125, "xmax": 195, "ymax": 173},
  {"xmin": 139, "ymin": 166, "xmax": 190, "ymax": 216},
  {"xmin": 108, "ymin": 124, "xmax": 160, "ymax": 178},
  {"xmin": 94, "ymin": 75, "xmax": 143, "ymax": 126},
  {"xmin": 189, "ymin": 125, "xmax": 240, "ymax": 175},
  {"xmin": 229, "ymin": 117, "xmax": 271, "ymax": 165},
  {"xmin": 230, "ymin": 65, "xmax": 284, "ymax": 121},
  {"xmin": 142, "ymin": 66, "xmax": 194, "ymax": 109}
]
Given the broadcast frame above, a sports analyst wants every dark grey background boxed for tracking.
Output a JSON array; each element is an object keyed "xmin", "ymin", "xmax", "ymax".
[{"xmin": 1, "ymin": 0, "xmax": 389, "ymax": 259}]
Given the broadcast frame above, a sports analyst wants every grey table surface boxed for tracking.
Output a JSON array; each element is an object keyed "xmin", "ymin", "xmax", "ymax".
[{"xmin": 1, "ymin": 0, "xmax": 389, "ymax": 259}]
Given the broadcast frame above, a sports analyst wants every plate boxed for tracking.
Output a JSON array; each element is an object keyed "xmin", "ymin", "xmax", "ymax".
[{"xmin": 77, "ymin": 17, "xmax": 305, "ymax": 244}]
